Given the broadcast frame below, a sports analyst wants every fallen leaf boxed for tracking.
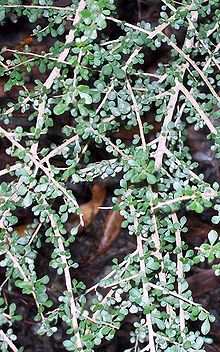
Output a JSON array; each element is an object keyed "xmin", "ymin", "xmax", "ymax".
[
  {"xmin": 20, "ymin": 36, "xmax": 33, "ymax": 45},
  {"xmin": 13, "ymin": 224, "xmax": 32, "ymax": 237},
  {"xmin": 98, "ymin": 209, "xmax": 123, "ymax": 254},
  {"xmin": 5, "ymin": 223, "xmax": 33, "ymax": 241},
  {"xmin": 80, "ymin": 184, "xmax": 106, "ymax": 227}
]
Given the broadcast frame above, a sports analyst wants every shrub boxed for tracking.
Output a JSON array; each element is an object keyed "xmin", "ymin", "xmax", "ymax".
[{"xmin": 0, "ymin": 0, "xmax": 220, "ymax": 351}]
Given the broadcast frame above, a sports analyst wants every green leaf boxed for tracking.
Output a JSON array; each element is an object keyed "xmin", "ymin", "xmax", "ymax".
[
  {"xmin": 63, "ymin": 340, "xmax": 75, "ymax": 350},
  {"xmin": 189, "ymin": 201, "xmax": 204, "ymax": 214},
  {"xmin": 79, "ymin": 92, "xmax": 93, "ymax": 105},
  {"xmin": 0, "ymin": 9, "xmax": 5, "ymax": 22},
  {"xmin": 4, "ymin": 80, "xmax": 12, "ymax": 92},
  {"xmin": 113, "ymin": 66, "xmax": 126, "ymax": 79},
  {"xmin": 212, "ymin": 215, "xmax": 220, "ymax": 224},
  {"xmin": 102, "ymin": 64, "xmax": 112, "ymax": 75},
  {"xmin": 147, "ymin": 173, "xmax": 157, "ymax": 184},
  {"xmin": 201, "ymin": 318, "xmax": 210, "ymax": 335},
  {"xmin": 53, "ymin": 103, "xmax": 68, "ymax": 115},
  {"xmin": 118, "ymin": 97, "xmax": 131, "ymax": 114},
  {"xmin": 195, "ymin": 202, "xmax": 204, "ymax": 213},
  {"xmin": 146, "ymin": 160, "xmax": 155, "ymax": 173},
  {"xmin": 23, "ymin": 192, "xmax": 33, "ymax": 208},
  {"xmin": 208, "ymin": 230, "xmax": 218, "ymax": 246}
]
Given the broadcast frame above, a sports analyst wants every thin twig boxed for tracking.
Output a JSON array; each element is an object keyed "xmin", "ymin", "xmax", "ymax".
[
  {"xmin": 149, "ymin": 282, "xmax": 209, "ymax": 313},
  {"xmin": 154, "ymin": 79, "xmax": 181, "ymax": 169},
  {"xmin": 129, "ymin": 199, "xmax": 156, "ymax": 352},
  {"xmin": 150, "ymin": 190, "xmax": 174, "ymax": 323},
  {"xmin": 95, "ymin": 83, "xmax": 114, "ymax": 115},
  {"xmin": 0, "ymin": 330, "xmax": 18, "ymax": 352},
  {"xmin": 0, "ymin": 126, "xmax": 84, "ymax": 226},
  {"xmin": 81, "ymin": 312, "xmax": 119, "ymax": 330},
  {"xmin": 28, "ymin": 223, "xmax": 42, "ymax": 246},
  {"xmin": 180, "ymin": 84, "xmax": 217, "ymax": 134},
  {"xmin": 171, "ymin": 213, "xmax": 186, "ymax": 337},
  {"xmin": 136, "ymin": 236, "xmax": 155, "ymax": 351},
  {"xmin": 126, "ymin": 78, "xmax": 146, "ymax": 150},
  {"xmin": 30, "ymin": 0, "xmax": 86, "ymax": 158},
  {"xmin": 105, "ymin": 13, "xmax": 176, "ymax": 40},
  {"xmin": 83, "ymin": 250, "xmax": 138, "ymax": 296},
  {"xmin": 47, "ymin": 210, "xmax": 82, "ymax": 349},
  {"xmin": 7, "ymin": 252, "xmax": 44, "ymax": 320},
  {"xmin": 0, "ymin": 4, "xmax": 76, "ymax": 11},
  {"xmin": 152, "ymin": 191, "xmax": 217, "ymax": 210},
  {"xmin": 164, "ymin": 147, "xmax": 202, "ymax": 182},
  {"xmin": 4, "ymin": 48, "xmax": 72, "ymax": 67},
  {"xmin": 162, "ymin": 34, "xmax": 220, "ymax": 103},
  {"xmin": 0, "ymin": 164, "xmax": 22, "ymax": 177},
  {"xmin": 41, "ymin": 134, "xmax": 79, "ymax": 163},
  {"xmin": 103, "ymin": 274, "xmax": 209, "ymax": 313}
]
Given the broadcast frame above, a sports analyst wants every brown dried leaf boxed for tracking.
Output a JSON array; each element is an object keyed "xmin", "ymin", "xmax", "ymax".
[
  {"xmin": 81, "ymin": 184, "xmax": 106, "ymax": 227},
  {"xmin": 98, "ymin": 209, "xmax": 123, "ymax": 254},
  {"xmin": 12, "ymin": 224, "xmax": 32, "ymax": 237},
  {"xmin": 14, "ymin": 36, "xmax": 33, "ymax": 50}
]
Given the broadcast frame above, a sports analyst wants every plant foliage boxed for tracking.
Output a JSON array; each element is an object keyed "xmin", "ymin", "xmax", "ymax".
[{"xmin": 0, "ymin": 0, "xmax": 220, "ymax": 351}]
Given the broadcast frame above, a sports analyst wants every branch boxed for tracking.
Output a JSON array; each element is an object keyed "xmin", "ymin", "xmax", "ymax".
[
  {"xmin": 47, "ymin": 210, "xmax": 83, "ymax": 349},
  {"xmin": 30, "ymin": 0, "xmax": 86, "ymax": 157},
  {"xmin": 136, "ymin": 235, "xmax": 156, "ymax": 352},
  {"xmin": 126, "ymin": 78, "xmax": 147, "ymax": 151},
  {"xmin": 171, "ymin": 213, "xmax": 186, "ymax": 337},
  {"xmin": 0, "ymin": 330, "xmax": 18, "ymax": 352},
  {"xmin": 0, "ymin": 4, "xmax": 76, "ymax": 11},
  {"xmin": 162, "ymin": 35, "xmax": 220, "ymax": 103},
  {"xmin": 154, "ymin": 79, "xmax": 181, "ymax": 169},
  {"xmin": 180, "ymin": 84, "xmax": 217, "ymax": 134},
  {"xmin": 41, "ymin": 134, "xmax": 79, "ymax": 163},
  {"xmin": 105, "ymin": 13, "xmax": 176, "ymax": 40},
  {"xmin": 7, "ymin": 251, "xmax": 45, "ymax": 321},
  {"xmin": 0, "ymin": 126, "xmax": 84, "ymax": 226},
  {"xmin": 152, "ymin": 191, "xmax": 217, "ymax": 210},
  {"xmin": 150, "ymin": 190, "xmax": 174, "ymax": 323},
  {"xmin": 130, "ymin": 199, "xmax": 156, "ymax": 352},
  {"xmin": 1, "ymin": 1, "xmax": 85, "ymax": 119}
]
